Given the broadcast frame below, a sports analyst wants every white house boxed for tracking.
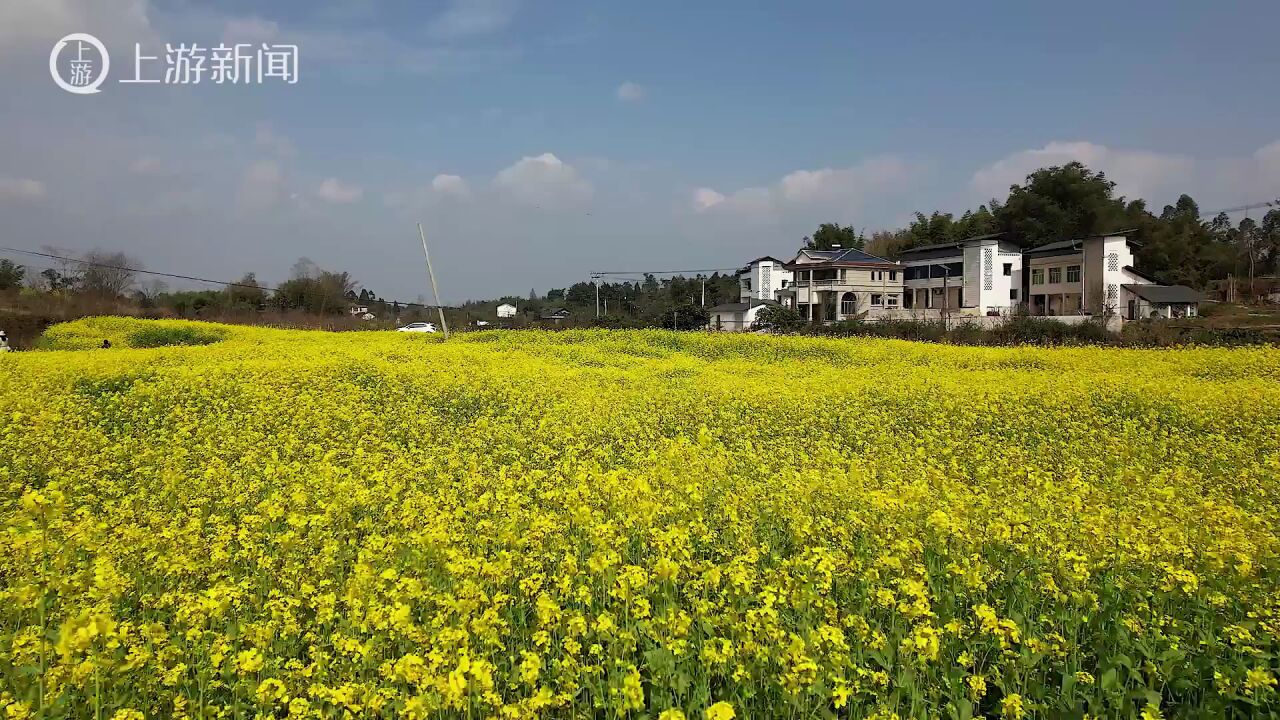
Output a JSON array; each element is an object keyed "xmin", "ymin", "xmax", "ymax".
[
  {"xmin": 496, "ymin": 303, "xmax": 517, "ymax": 319},
  {"xmin": 708, "ymin": 298, "xmax": 778, "ymax": 331},
  {"xmin": 898, "ymin": 233, "xmax": 1024, "ymax": 316},
  {"xmin": 738, "ymin": 256, "xmax": 794, "ymax": 302}
]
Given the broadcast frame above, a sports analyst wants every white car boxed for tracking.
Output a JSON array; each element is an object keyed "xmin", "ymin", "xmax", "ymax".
[{"xmin": 396, "ymin": 322, "xmax": 437, "ymax": 333}]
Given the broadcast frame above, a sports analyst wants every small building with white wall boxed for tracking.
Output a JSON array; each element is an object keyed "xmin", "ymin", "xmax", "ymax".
[
  {"xmin": 1122, "ymin": 284, "xmax": 1203, "ymax": 319},
  {"xmin": 738, "ymin": 256, "xmax": 794, "ymax": 302},
  {"xmin": 708, "ymin": 298, "xmax": 778, "ymax": 331},
  {"xmin": 496, "ymin": 303, "xmax": 517, "ymax": 319}
]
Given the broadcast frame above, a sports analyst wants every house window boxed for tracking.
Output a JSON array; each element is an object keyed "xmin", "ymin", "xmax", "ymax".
[
  {"xmin": 870, "ymin": 270, "xmax": 882, "ymax": 281},
  {"xmin": 1002, "ymin": 263, "xmax": 1012, "ymax": 276},
  {"xmin": 931, "ymin": 287, "xmax": 943, "ymax": 296},
  {"xmin": 871, "ymin": 293, "xmax": 883, "ymax": 307},
  {"xmin": 742, "ymin": 279, "xmax": 751, "ymax": 290},
  {"xmin": 888, "ymin": 271, "xmax": 897, "ymax": 281},
  {"xmin": 1066, "ymin": 265, "xmax": 1081, "ymax": 283},
  {"xmin": 1031, "ymin": 268, "xmax": 1045, "ymax": 285},
  {"xmin": 1048, "ymin": 267, "xmax": 1062, "ymax": 284},
  {"xmin": 840, "ymin": 292, "xmax": 856, "ymax": 315},
  {"xmin": 781, "ymin": 280, "xmax": 789, "ymax": 288},
  {"xmin": 886, "ymin": 294, "xmax": 900, "ymax": 307},
  {"xmin": 1009, "ymin": 289, "xmax": 1019, "ymax": 300}
]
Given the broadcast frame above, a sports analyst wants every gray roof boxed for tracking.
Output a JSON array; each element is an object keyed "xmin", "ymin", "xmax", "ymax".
[
  {"xmin": 1123, "ymin": 266, "xmax": 1159, "ymax": 283},
  {"xmin": 789, "ymin": 247, "xmax": 896, "ymax": 267},
  {"xmin": 1122, "ymin": 284, "xmax": 1203, "ymax": 303},
  {"xmin": 897, "ymin": 233, "xmax": 1006, "ymax": 255},
  {"xmin": 1024, "ymin": 230, "xmax": 1139, "ymax": 256},
  {"xmin": 709, "ymin": 298, "xmax": 778, "ymax": 313}
]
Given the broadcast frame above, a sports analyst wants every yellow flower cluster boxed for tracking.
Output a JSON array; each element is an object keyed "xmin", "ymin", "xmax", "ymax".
[{"xmin": 3, "ymin": 317, "xmax": 1280, "ymax": 718}]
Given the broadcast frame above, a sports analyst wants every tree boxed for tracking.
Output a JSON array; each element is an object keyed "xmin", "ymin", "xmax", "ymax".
[
  {"xmin": 40, "ymin": 268, "xmax": 75, "ymax": 292},
  {"xmin": 227, "ymin": 272, "xmax": 266, "ymax": 308},
  {"xmin": 993, "ymin": 162, "xmax": 1129, "ymax": 248},
  {"xmin": 751, "ymin": 304, "xmax": 805, "ymax": 332},
  {"xmin": 658, "ymin": 302, "xmax": 708, "ymax": 330},
  {"xmin": 78, "ymin": 249, "xmax": 141, "ymax": 296},
  {"xmin": 864, "ymin": 229, "xmax": 914, "ymax": 259},
  {"xmin": 0, "ymin": 260, "xmax": 25, "ymax": 290},
  {"xmin": 273, "ymin": 259, "xmax": 356, "ymax": 314},
  {"xmin": 804, "ymin": 222, "xmax": 864, "ymax": 250}
]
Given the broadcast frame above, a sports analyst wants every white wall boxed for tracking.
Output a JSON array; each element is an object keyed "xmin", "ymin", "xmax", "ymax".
[{"xmin": 740, "ymin": 260, "xmax": 794, "ymax": 302}]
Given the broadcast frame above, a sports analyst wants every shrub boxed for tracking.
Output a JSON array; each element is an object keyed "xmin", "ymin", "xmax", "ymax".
[{"xmin": 127, "ymin": 325, "xmax": 226, "ymax": 348}]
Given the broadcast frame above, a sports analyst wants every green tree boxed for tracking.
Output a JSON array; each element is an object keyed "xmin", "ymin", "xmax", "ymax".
[
  {"xmin": 227, "ymin": 272, "xmax": 266, "ymax": 309},
  {"xmin": 993, "ymin": 162, "xmax": 1129, "ymax": 248},
  {"xmin": 751, "ymin": 304, "xmax": 805, "ymax": 332},
  {"xmin": 0, "ymin": 259, "xmax": 25, "ymax": 290},
  {"xmin": 804, "ymin": 222, "xmax": 864, "ymax": 250}
]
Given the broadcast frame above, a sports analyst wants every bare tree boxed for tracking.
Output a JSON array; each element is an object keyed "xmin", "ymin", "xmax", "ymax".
[{"xmin": 78, "ymin": 249, "xmax": 143, "ymax": 297}]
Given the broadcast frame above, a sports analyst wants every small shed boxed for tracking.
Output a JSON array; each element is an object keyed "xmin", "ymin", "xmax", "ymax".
[
  {"xmin": 497, "ymin": 303, "xmax": 517, "ymax": 318},
  {"xmin": 1122, "ymin": 284, "xmax": 1203, "ymax": 319},
  {"xmin": 708, "ymin": 299, "xmax": 778, "ymax": 331}
]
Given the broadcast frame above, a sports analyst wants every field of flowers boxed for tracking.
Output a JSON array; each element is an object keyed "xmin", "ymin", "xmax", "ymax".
[{"xmin": 3, "ymin": 316, "xmax": 1280, "ymax": 719}]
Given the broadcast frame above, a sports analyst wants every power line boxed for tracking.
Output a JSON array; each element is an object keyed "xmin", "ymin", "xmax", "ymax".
[
  {"xmin": 0, "ymin": 245, "xmax": 451, "ymax": 310},
  {"xmin": 1199, "ymin": 198, "xmax": 1280, "ymax": 218}
]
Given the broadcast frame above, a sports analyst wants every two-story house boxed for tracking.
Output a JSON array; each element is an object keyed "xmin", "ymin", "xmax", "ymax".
[
  {"xmin": 898, "ymin": 233, "xmax": 1024, "ymax": 315},
  {"xmin": 776, "ymin": 247, "xmax": 904, "ymax": 323},
  {"xmin": 1024, "ymin": 232, "xmax": 1155, "ymax": 318}
]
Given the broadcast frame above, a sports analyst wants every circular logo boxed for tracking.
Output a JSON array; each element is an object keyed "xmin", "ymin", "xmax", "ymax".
[{"xmin": 49, "ymin": 33, "xmax": 110, "ymax": 95}]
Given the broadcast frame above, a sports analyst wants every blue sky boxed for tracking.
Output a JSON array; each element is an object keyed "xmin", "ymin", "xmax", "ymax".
[{"xmin": 2, "ymin": 0, "xmax": 1279, "ymax": 302}]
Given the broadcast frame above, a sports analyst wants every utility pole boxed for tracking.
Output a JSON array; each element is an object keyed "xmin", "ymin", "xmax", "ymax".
[
  {"xmin": 592, "ymin": 273, "xmax": 601, "ymax": 318},
  {"xmin": 417, "ymin": 222, "xmax": 450, "ymax": 339},
  {"xmin": 942, "ymin": 267, "xmax": 950, "ymax": 330},
  {"xmin": 700, "ymin": 276, "xmax": 706, "ymax": 307}
]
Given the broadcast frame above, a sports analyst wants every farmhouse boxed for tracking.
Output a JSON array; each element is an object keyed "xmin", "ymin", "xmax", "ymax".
[
  {"xmin": 743, "ymin": 230, "xmax": 1202, "ymax": 324},
  {"xmin": 775, "ymin": 247, "xmax": 904, "ymax": 322},
  {"xmin": 898, "ymin": 234, "xmax": 1024, "ymax": 315},
  {"xmin": 496, "ymin": 303, "xmax": 517, "ymax": 318}
]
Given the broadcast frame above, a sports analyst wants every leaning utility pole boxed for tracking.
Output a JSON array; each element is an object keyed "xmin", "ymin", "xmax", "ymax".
[{"xmin": 416, "ymin": 222, "xmax": 450, "ymax": 339}]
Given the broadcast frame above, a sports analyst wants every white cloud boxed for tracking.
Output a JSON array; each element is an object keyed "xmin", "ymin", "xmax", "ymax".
[
  {"xmin": 222, "ymin": 16, "xmax": 279, "ymax": 44},
  {"xmin": 971, "ymin": 141, "xmax": 1194, "ymax": 204},
  {"xmin": 0, "ymin": 177, "xmax": 46, "ymax": 201},
  {"xmin": 431, "ymin": 173, "xmax": 470, "ymax": 197},
  {"xmin": 235, "ymin": 159, "xmax": 285, "ymax": 212},
  {"xmin": 429, "ymin": 0, "xmax": 517, "ymax": 40},
  {"xmin": 693, "ymin": 156, "xmax": 916, "ymax": 216},
  {"xmin": 493, "ymin": 152, "xmax": 593, "ymax": 207},
  {"xmin": 691, "ymin": 187, "xmax": 725, "ymax": 211},
  {"xmin": 317, "ymin": 177, "xmax": 363, "ymax": 204},
  {"xmin": 616, "ymin": 81, "xmax": 645, "ymax": 103}
]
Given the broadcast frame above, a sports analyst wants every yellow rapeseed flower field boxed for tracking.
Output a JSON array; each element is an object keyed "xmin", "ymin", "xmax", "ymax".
[{"xmin": 3, "ymin": 316, "xmax": 1280, "ymax": 719}]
